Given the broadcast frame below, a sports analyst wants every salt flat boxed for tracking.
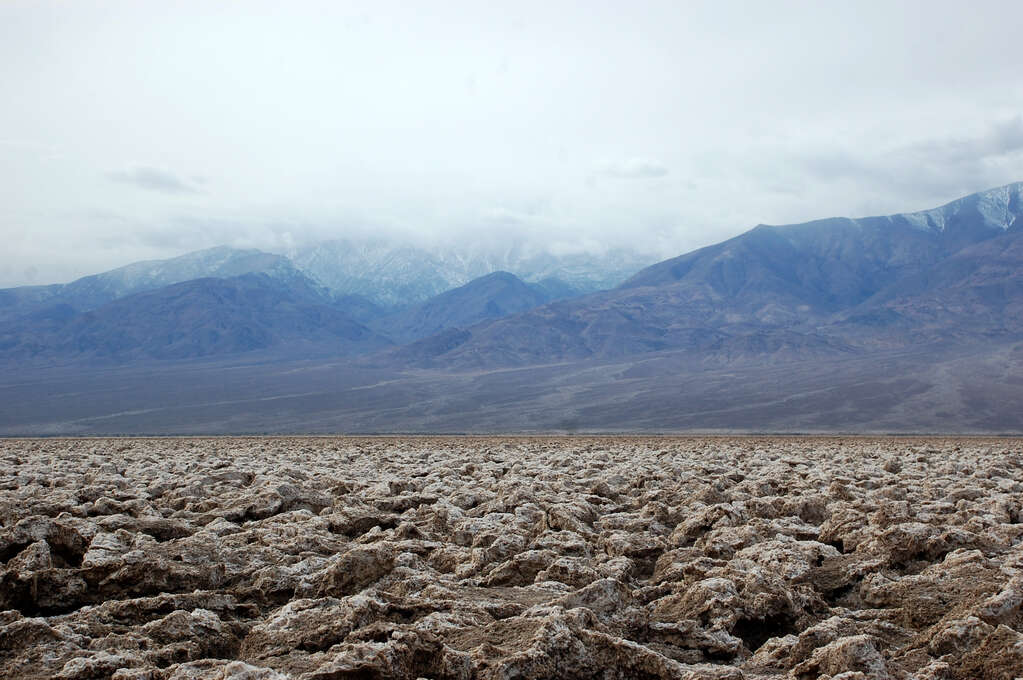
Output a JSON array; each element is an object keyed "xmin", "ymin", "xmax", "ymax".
[{"xmin": 1, "ymin": 436, "xmax": 1021, "ymax": 679}]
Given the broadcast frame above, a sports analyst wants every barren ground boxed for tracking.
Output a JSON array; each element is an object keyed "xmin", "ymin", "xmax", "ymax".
[{"xmin": 1, "ymin": 436, "xmax": 1022, "ymax": 679}]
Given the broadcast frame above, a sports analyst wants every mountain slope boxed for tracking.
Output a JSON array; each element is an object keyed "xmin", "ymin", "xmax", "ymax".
[
  {"xmin": 834, "ymin": 229, "xmax": 1023, "ymax": 339},
  {"xmin": 390, "ymin": 182, "xmax": 1023, "ymax": 370},
  {"xmin": 0, "ymin": 246, "xmax": 316, "ymax": 322},
  {"xmin": 3, "ymin": 183, "xmax": 1023, "ymax": 434},
  {"xmin": 624, "ymin": 182, "xmax": 1023, "ymax": 304},
  {"xmin": 289, "ymin": 238, "xmax": 656, "ymax": 306},
  {"xmin": 0, "ymin": 273, "xmax": 390, "ymax": 363},
  {"xmin": 369, "ymin": 271, "xmax": 553, "ymax": 344}
]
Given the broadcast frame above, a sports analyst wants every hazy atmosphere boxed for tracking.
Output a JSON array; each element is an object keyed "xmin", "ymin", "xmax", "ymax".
[
  {"xmin": 5, "ymin": 6, "xmax": 1023, "ymax": 677},
  {"xmin": 3, "ymin": 0, "xmax": 1022, "ymax": 286}
]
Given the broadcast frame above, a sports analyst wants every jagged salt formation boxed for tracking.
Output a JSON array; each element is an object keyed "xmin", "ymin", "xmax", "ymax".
[{"xmin": 1, "ymin": 437, "xmax": 1022, "ymax": 679}]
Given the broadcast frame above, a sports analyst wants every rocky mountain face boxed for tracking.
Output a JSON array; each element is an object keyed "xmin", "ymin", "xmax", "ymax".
[
  {"xmin": 368, "ymin": 271, "xmax": 556, "ymax": 345},
  {"xmin": 0, "ymin": 273, "xmax": 390, "ymax": 362},
  {"xmin": 395, "ymin": 182, "xmax": 1023, "ymax": 370},
  {"xmin": 0, "ymin": 240, "xmax": 650, "ymax": 363},
  {"xmin": 0, "ymin": 246, "xmax": 314, "ymax": 323},
  {"xmin": 0, "ymin": 240, "xmax": 639, "ymax": 364},
  {"xmin": 288, "ymin": 238, "xmax": 656, "ymax": 306},
  {"xmin": 836, "ymin": 229, "xmax": 1023, "ymax": 336},
  {"xmin": 0, "ymin": 267, "xmax": 575, "ymax": 365},
  {"xmin": 2, "ymin": 182, "xmax": 1023, "ymax": 432}
]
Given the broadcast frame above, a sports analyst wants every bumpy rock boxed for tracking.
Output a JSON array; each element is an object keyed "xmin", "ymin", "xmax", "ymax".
[{"xmin": 2, "ymin": 436, "xmax": 1023, "ymax": 678}]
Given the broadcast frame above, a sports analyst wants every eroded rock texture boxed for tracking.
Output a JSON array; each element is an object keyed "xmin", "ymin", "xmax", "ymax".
[{"xmin": 1, "ymin": 437, "xmax": 1022, "ymax": 679}]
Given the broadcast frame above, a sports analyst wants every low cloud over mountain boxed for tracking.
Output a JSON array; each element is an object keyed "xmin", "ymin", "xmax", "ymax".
[{"xmin": 2, "ymin": 182, "xmax": 1023, "ymax": 433}]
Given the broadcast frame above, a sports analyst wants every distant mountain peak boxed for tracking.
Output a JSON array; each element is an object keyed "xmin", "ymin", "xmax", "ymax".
[
  {"xmin": 391, "ymin": 180, "xmax": 1023, "ymax": 372},
  {"xmin": 0, "ymin": 245, "xmax": 316, "ymax": 323},
  {"xmin": 368, "ymin": 269, "xmax": 552, "ymax": 345},
  {"xmin": 896, "ymin": 181, "xmax": 1023, "ymax": 234},
  {"xmin": 1, "ymin": 271, "xmax": 389, "ymax": 363},
  {"xmin": 287, "ymin": 238, "xmax": 657, "ymax": 307},
  {"xmin": 475, "ymin": 270, "xmax": 519, "ymax": 283}
]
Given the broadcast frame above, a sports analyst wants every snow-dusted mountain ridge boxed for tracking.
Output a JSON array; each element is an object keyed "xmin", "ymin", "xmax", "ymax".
[
  {"xmin": 767, "ymin": 181, "xmax": 1023, "ymax": 235},
  {"xmin": 898, "ymin": 181, "xmax": 1023, "ymax": 233},
  {"xmin": 0, "ymin": 246, "xmax": 317, "ymax": 322},
  {"xmin": 0, "ymin": 241, "xmax": 656, "ymax": 320},
  {"xmin": 287, "ymin": 239, "xmax": 658, "ymax": 306}
]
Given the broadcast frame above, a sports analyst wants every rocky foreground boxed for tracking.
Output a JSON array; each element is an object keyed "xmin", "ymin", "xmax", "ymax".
[{"xmin": 1, "ymin": 437, "xmax": 1022, "ymax": 679}]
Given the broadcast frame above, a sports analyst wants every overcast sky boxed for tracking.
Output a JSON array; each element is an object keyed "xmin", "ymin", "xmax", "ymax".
[{"xmin": 2, "ymin": 1, "xmax": 1022, "ymax": 286}]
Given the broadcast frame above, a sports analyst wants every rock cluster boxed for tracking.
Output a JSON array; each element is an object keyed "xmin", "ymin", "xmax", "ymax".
[{"xmin": 1, "ymin": 436, "xmax": 1022, "ymax": 679}]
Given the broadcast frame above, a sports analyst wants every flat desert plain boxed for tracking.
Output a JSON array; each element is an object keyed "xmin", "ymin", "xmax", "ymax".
[{"xmin": 1, "ymin": 436, "xmax": 1022, "ymax": 679}]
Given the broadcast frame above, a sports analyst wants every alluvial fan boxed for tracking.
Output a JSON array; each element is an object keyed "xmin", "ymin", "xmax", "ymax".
[{"xmin": 1, "ymin": 437, "xmax": 1022, "ymax": 679}]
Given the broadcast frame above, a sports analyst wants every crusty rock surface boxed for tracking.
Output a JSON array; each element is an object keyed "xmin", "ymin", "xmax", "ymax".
[{"xmin": 1, "ymin": 436, "xmax": 1022, "ymax": 679}]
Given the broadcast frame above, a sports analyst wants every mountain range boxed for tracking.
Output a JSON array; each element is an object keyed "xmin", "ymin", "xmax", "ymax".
[
  {"xmin": 388, "ymin": 182, "xmax": 1023, "ymax": 370},
  {"xmin": 287, "ymin": 239, "xmax": 656, "ymax": 306},
  {"xmin": 0, "ymin": 247, "xmax": 313, "ymax": 322},
  {"xmin": 0, "ymin": 274, "xmax": 391, "ymax": 363},
  {"xmin": 1, "ymin": 182, "xmax": 1022, "ymax": 433},
  {"xmin": 0, "ymin": 239, "xmax": 636, "ymax": 362}
]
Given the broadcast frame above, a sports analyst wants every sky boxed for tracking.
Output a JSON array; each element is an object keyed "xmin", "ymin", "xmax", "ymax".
[{"xmin": 2, "ymin": 0, "xmax": 1023, "ymax": 287}]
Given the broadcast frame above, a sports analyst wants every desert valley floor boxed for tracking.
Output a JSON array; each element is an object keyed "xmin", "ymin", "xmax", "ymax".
[{"xmin": 1, "ymin": 436, "xmax": 1022, "ymax": 679}]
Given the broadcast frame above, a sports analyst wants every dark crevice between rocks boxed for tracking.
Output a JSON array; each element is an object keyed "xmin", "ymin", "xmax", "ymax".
[
  {"xmin": 0, "ymin": 541, "xmax": 32, "ymax": 564},
  {"xmin": 6, "ymin": 561, "xmax": 216, "ymax": 617},
  {"xmin": 825, "ymin": 539, "xmax": 846, "ymax": 554},
  {"xmin": 631, "ymin": 556, "xmax": 660, "ymax": 582},
  {"xmin": 321, "ymin": 670, "xmax": 383, "ymax": 680},
  {"xmin": 361, "ymin": 627, "xmax": 395, "ymax": 644},
  {"xmin": 732, "ymin": 613, "xmax": 799, "ymax": 653},
  {"xmin": 137, "ymin": 527, "xmax": 194, "ymax": 543},
  {"xmin": 49, "ymin": 543, "xmax": 84, "ymax": 568},
  {"xmin": 891, "ymin": 550, "xmax": 950, "ymax": 576},
  {"xmin": 409, "ymin": 647, "xmax": 464, "ymax": 680},
  {"xmin": 386, "ymin": 605, "xmax": 427, "ymax": 625},
  {"xmin": 822, "ymin": 582, "xmax": 857, "ymax": 607},
  {"xmin": 213, "ymin": 636, "xmax": 244, "ymax": 663},
  {"xmin": 2, "ymin": 582, "xmax": 43, "ymax": 617},
  {"xmin": 261, "ymin": 589, "xmax": 297, "ymax": 606},
  {"xmin": 281, "ymin": 500, "xmax": 331, "ymax": 515},
  {"xmin": 297, "ymin": 634, "xmax": 348, "ymax": 653},
  {"xmin": 3, "ymin": 582, "xmax": 86, "ymax": 618},
  {"xmin": 153, "ymin": 650, "xmax": 183, "ymax": 669},
  {"xmin": 46, "ymin": 535, "xmax": 87, "ymax": 568},
  {"xmin": 104, "ymin": 600, "xmax": 227, "ymax": 627},
  {"xmin": 327, "ymin": 516, "xmax": 398, "ymax": 538},
  {"xmin": 356, "ymin": 517, "xmax": 398, "ymax": 538}
]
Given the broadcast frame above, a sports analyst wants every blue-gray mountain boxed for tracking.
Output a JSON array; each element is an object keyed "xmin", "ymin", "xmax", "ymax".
[
  {"xmin": 0, "ymin": 237, "xmax": 646, "ymax": 361},
  {"xmin": 287, "ymin": 238, "xmax": 655, "ymax": 306},
  {"xmin": 395, "ymin": 182, "xmax": 1023, "ymax": 369},
  {"xmin": 368, "ymin": 271, "xmax": 564, "ymax": 345},
  {"xmin": 0, "ymin": 273, "xmax": 390, "ymax": 362},
  {"xmin": 0, "ymin": 246, "xmax": 315, "ymax": 323},
  {"xmin": 2, "ymin": 182, "xmax": 1023, "ymax": 433},
  {"xmin": 0, "ymin": 256, "xmax": 576, "ymax": 363}
]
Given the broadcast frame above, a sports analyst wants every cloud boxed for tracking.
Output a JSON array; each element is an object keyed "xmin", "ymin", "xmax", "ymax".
[
  {"xmin": 776, "ymin": 116, "xmax": 1023, "ymax": 212},
  {"xmin": 599, "ymin": 158, "xmax": 669, "ymax": 180},
  {"xmin": 107, "ymin": 165, "xmax": 202, "ymax": 194},
  {"xmin": 5, "ymin": 3, "xmax": 1023, "ymax": 287},
  {"xmin": 901, "ymin": 116, "xmax": 1023, "ymax": 164}
]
